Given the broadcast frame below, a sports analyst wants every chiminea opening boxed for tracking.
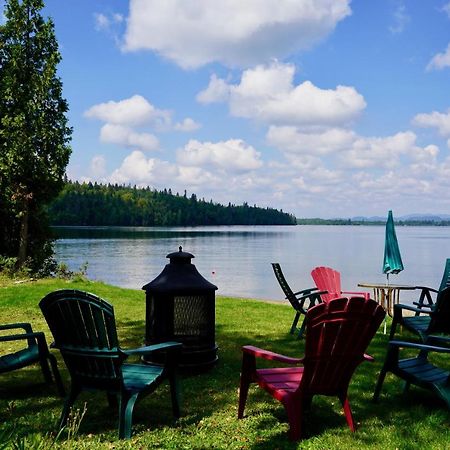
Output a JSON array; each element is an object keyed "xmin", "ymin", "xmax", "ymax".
[{"xmin": 142, "ymin": 247, "xmax": 218, "ymax": 371}]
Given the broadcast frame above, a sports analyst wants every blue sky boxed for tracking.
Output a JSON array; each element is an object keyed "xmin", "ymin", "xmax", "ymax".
[{"xmin": 3, "ymin": 0, "xmax": 450, "ymax": 218}]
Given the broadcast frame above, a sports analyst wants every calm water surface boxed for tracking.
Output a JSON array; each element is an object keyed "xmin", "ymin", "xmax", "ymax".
[{"xmin": 54, "ymin": 225, "xmax": 450, "ymax": 303}]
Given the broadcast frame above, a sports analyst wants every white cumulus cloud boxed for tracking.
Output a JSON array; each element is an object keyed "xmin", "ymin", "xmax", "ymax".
[
  {"xmin": 339, "ymin": 131, "xmax": 420, "ymax": 169},
  {"xmin": 122, "ymin": 0, "xmax": 351, "ymax": 68},
  {"xmin": 196, "ymin": 75, "xmax": 231, "ymax": 104},
  {"xmin": 267, "ymin": 126, "xmax": 355, "ymax": 154},
  {"xmin": 100, "ymin": 124, "xmax": 159, "ymax": 151},
  {"xmin": 109, "ymin": 151, "xmax": 178, "ymax": 185},
  {"xmin": 177, "ymin": 139, "xmax": 263, "ymax": 172},
  {"xmin": 89, "ymin": 155, "xmax": 107, "ymax": 177},
  {"xmin": 174, "ymin": 118, "xmax": 202, "ymax": 132},
  {"xmin": 426, "ymin": 43, "xmax": 450, "ymax": 71},
  {"xmin": 413, "ymin": 109, "xmax": 450, "ymax": 136},
  {"xmin": 84, "ymin": 95, "xmax": 171, "ymax": 128},
  {"xmin": 197, "ymin": 63, "xmax": 366, "ymax": 127}
]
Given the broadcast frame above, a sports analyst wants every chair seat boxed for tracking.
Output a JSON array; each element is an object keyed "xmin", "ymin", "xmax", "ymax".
[
  {"xmin": 0, "ymin": 346, "xmax": 40, "ymax": 373},
  {"xmin": 402, "ymin": 316, "xmax": 430, "ymax": 333},
  {"xmin": 122, "ymin": 364, "xmax": 164, "ymax": 392},
  {"xmin": 256, "ymin": 367, "xmax": 304, "ymax": 401},
  {"xmin": 398, "ymin": 357, "xmax": 449, "ymax": 385}
]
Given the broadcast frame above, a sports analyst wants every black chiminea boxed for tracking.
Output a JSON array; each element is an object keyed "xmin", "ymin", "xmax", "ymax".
[{"xmin": 142, "ymin": 247, "xmax": 218, "ymax": 371}]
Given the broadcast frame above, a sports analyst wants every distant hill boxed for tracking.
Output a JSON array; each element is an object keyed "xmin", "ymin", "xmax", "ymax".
[
  {"xmin": 298, "ymin": 214, "xmax": 450, "ymax": 226},
  {"xmin": 400, "ymin": 214, "xmax": 450, "ymax": 221},
  {"xmin": 350, "ymin": 214, "xmax": 450, "ymax": 222}
]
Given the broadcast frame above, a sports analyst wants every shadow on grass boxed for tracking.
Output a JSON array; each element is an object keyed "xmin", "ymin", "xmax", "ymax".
[{"xmin": 2, "ymin": 296, "xmax": 450, "ymax": 448}]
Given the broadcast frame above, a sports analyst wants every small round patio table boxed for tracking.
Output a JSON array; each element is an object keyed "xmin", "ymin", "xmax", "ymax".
[{"xmin": 357, "ymin": 283, "xmax": 416, "ymax": 317}]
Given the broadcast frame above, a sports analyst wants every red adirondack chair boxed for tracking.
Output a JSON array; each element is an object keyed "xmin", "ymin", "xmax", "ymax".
[
  {"xmin": 311, "ymin": 266, "xmax": 369, "ymax": 303},
  {"xmin": 237, "ymin": 297, "xmax": 385, "ymax": 440}
]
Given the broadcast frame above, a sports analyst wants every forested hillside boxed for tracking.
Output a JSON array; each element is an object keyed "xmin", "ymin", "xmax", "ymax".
[{"xmin": 48, "ymin": 181, "xmax": 296, "ymax": 226}]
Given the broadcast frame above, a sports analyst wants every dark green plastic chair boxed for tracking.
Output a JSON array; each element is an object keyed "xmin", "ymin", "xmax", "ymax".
[
  {"xmin": 412, "ymin": 258, "xmax": 450, "ymax": 311},
  {"xmin": 0, "ymin": 322, "xmax": 65, "ymax": 395},
  {"xmin": 373, "ymin": 337, "xmax": 450, "ymax": 409},
  {"xmin": 39, "ymin": 289, "xmax": 182, "ymax": 439},
  {"xmin": 389, "ymin": 286, "xmax": 450, "ymax": 341},
  {"xmin": 271, "ymin": 263, "xmax": 325, "ymax": 339}
]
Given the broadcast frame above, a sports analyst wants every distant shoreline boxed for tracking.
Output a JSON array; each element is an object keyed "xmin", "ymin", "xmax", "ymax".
[{"xmin": 296, "ymin": 219, "xmax": 450, "ymax": 226}]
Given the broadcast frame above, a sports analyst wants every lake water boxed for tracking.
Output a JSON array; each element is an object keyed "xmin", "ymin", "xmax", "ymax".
[{"xmin": 53, "ymin": 225, "xmax": 450, "ymax": 304}]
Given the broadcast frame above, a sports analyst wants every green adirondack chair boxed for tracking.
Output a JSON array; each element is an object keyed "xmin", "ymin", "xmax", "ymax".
[
  {"xmin": 39, "ymin": 289, "xmax": 182, "ymax": 439},
  {"xmin": 412, "ymin": 258, "xmax": 450, "ymax": 310},
  {"xmin": 0, "ymin": 322, "xmax": 65, "ymax": 395},
  {"xmin": 373, "ymin": 337, "xmax": 450, "ymax": 409},
  {"xmin": 389, "ymin": 286, "xmax": 450, "ymax": 341}
]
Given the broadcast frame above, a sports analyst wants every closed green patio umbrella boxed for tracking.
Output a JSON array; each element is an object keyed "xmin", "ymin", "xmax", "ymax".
[{"xmin": 383, "ymin": 210, "xmax": 404, "ymax": 283}]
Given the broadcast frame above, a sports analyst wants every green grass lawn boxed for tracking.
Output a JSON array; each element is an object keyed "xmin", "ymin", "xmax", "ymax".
[{"xmin": 1, "ymin": 278, "xmax": 449, "ymax": 449}]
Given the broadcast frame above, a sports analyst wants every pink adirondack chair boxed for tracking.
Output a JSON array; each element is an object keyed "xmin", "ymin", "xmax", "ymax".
[
  {"xmin": 311, "ymin": 266, "xmax": 369, "ymax": 303},
  {"xmin": 237, "ymin": 297, "xmax": 385, "ymax": 440}
]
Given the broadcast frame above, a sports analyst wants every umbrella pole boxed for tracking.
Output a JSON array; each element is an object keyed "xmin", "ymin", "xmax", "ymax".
[{"xmin": 384, "ymin": 273, "xmax": 389, "ymax": 334}]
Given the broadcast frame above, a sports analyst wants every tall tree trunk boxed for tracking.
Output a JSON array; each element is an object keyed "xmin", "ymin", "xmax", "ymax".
[{"xmin": 17, "ymin": 198, "xmax": 29, "ymax": 267}]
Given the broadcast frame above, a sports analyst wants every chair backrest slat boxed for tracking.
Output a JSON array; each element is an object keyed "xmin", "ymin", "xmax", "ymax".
[
  {"xmin": 311, "ymin": 266, "xmax": 342, "ymax": 302},
  {"xmin": 271, "ymin": 263, "xmax": 297, "ymax": 306},
  {"xmin": 40, "ymin": 290, "xmax": 123, "ymax": 389},
  {"xmin": 429, "ymin": 286, "xmax": 450, "ymax": 334},
  {"xmin": 438, "ymin": 259, "xmax": 450, "ymax": 292},
  {"xmin": 300, "ymin": 297, "xmax": 385, "ymax": 394}
]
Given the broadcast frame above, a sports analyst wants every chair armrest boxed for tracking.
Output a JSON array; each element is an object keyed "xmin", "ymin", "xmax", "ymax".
[
  {"xmin": 0, "ymin": 331, "xmax": 50, "ymax": 355},
  {"xmin": 414, "ymin": 286, "xmax": 438, "ymax": 293},
  {"xmin": 426, "ymin": 335, "xmax": 450, "ymax": 345},
  {"xmin": 292, "ymin": 287, "xmax": 318, "ymax": 296},
  {"xmin": 0, "ymin": 323, "xmax": 33, "ymax": 333},
  {"xmin": 393, "ymin": 303, "xmax": 432, "ymax": 315},
  {"xmin": 296, "ymin": 290, "xmax": 327, "ymax": 302},
  {"xmin": 341, "ymin": 291, "xmax": 370, "ymax": 300},
  {"xmin": 389, "ymin": 340, "xmax": 450, "ymax": 354},
  {"xmin": 412, "ymin": 302, "xmax": 433, "ymax": 308},
  {"xmin": 0, "ymin": 331, "xmax": 44, "ymax": 343},
  {"xmin": 242, "ymin": 345, "xmax": 302, "ymax": 365},
  {"xmin": 123, "ymin": 341, "xmax": 182, "ymax": 356}
]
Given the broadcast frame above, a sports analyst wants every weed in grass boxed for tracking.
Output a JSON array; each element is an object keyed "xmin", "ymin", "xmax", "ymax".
[{"xmin": 55, "ymin": 402, "xmax": 88, "ymax": 444}]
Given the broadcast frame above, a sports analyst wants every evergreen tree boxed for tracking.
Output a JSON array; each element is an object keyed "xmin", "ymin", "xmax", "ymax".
[{"xmin": 0, "ymin": 0, "xmax": 72, "ymax": 273}]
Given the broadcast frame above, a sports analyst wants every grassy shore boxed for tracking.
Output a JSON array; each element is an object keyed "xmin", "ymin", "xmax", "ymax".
[{"xmin": 1, "ymin": 278, "xmax": 449, "ymax": 449}]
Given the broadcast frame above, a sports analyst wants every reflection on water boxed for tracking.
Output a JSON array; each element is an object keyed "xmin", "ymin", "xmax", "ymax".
[
  {"xmin": 53, "ymin": 225, "xmax": 450, "ymax": 303},
  {"xmin": 53, "ymin": 226, "xmax": 287, "ymax": 240}
]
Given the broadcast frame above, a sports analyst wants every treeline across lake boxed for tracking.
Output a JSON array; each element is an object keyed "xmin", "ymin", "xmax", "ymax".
[
  {"xmin": 297, "ymin": 218, "xmax": 450, "ymax": 226},
  {"xmin": 48, "ymin": 181, "xmax": 296, "ymax": 226}
]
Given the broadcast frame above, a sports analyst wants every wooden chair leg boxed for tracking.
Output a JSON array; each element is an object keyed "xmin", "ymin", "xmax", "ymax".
[
  {"xmin": 389, "ymin": 320, "xmax": 398, "ymax": 340},
  {"xmin": 47, "ymin": 353, "xmax": 65, "ymax": 397},
  {"xmin": 402, "ymin": 381, "xmax": 411, "ymax": 394},
  {"xmin": 107, "ymin": 393, "xmax": 119, "ymax": 408},
  {"xmin": 58, "ymin": 385, "xmax": 80, "ymax": 431},
  {"xmin": 284, "ymin": 398, "xmax": 303, "ymax": 441},
  {"xmin": 119, "ymin": 393, "xmax": 139, "ymax": 439},
  {"xmin": 290, "ymin": 312, "xmax": 300, "ymax": 334},
  {"xmin": 39, "ymin": 356, "xmax": 53, "ymax": 384},
  {"xmin": 297, "ymin": 319, "xmax": 307, "ymax": 340},
  {"xmin": 238, "ymin": 353, "xmax": 255, "ymax": 419},
  {"xmin": 339, "ymin": 393, "xmax": 356, "ymax": 432},
  {"xmin": 169, "ymin": 373, "xmax": 181, "ymax": 418},
  {"xmin": 373, "ymin": 366, "xmax": 388, "ymax": 402}
]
